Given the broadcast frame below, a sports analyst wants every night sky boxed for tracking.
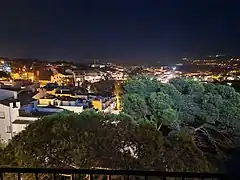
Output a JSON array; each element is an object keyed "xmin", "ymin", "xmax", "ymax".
[{"xmin": 0, "ymin": 0, "xmax": 239, "ymax": 64}]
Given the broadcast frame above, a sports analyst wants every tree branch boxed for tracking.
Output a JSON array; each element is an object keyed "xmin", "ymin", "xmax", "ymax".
[
  {"xmin": 196, "ymin": 125, "xmax": 234, "ymax": 149},
  {"xmin": 157, "ymin": 122, "xmax": 163, "ymax": 130},
  {"xmin": 195, "ymin": 127, "xmax": 218, "ymax": 149},
  {"xmin": 194, "ymin": 123, "xmax": 206, "ymax": 131}
]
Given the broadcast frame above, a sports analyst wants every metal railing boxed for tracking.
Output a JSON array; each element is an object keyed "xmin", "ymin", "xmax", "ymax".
[{"xmin": 0, "ymin": 168, "xmax": 236, "ymax": 180}]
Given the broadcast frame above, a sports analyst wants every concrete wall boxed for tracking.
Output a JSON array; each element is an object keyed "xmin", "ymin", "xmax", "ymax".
[
  {"xmin": 16, "ymin": 116, "xmax": 38, "ymax": 121},
  {"xmin": 0, "ymin": 101, "xmax": 25, "ymax": 142},
  {"xmin": 0, "ymin": 101, "xmax": 39, "ymax": 142},
  {"xmin": 59, "ymin": 106, "xmax": 83, "ymax": 113},
  {"xmin": 12, "ymin": 123, "xmax": 29, "ymax": 136},
  {"xmin": 0, "ymin": 104, "xmax": 12, "ymax": 142},
  {"xmin": 11, "ymin": 115, "xmax": 38, "ymax": 137},
  {"xmin": 11, "ymin": 106, "xmax": 21, "ymax": 121}
]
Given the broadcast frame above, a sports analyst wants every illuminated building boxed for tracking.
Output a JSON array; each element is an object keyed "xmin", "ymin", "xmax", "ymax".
[
  {"xmin": 92, "ymin": 97, "xmax": 116, "ymax": 112},
  {"xmin": 114, "ymin": 82, "xmax": 122, "ymax": 111}
]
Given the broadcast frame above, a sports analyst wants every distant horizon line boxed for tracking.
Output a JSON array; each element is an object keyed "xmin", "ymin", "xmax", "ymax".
[{"xmin": 0, "ymin": 55, "xmax": 239, "ymax": 66}]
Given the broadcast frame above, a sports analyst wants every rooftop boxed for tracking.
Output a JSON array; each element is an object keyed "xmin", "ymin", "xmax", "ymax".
[
  {"xmin": 41, "ymin": 95, "xmax": 89, "ymax": 104},
  {"xmin": 0, "ymin": 90, "xmax": 37, "ymax": 107},
  {"xmin": 12, "ymin": 119, "xmax": 35, "ymax": 124},
  {"xmin": 17, "ymin": 91, "xmax": 38, "ymax": 105},
  {"xmin": 39, "ymin": 105, "xmax": 63, "ymax": 109},
  {"xmin": 0, "ymin": 86, "xmax": 21, "ymax": 92},
  {"xmin": 19, "ymin": 110, "xmax": 58, "ymax": 117}
]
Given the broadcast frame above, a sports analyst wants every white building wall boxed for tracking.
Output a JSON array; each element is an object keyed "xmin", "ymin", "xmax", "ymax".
[
  {"xmin": 15, "ymin": 116, "xmax": 38, "ymax": 121},
  {"xmin": 85, "ymin": 75, "xmax": 103, "ymax": 83},
  {"xmin": 12, "ymin": 124, "xmax": 29, "ymax": 136},
  {"xmin": 12, "ymin": 116, "xmax": 37, "ymax": 136},
  {"xmin": 59, "ymin": 106, "xmax": 83, "ymax": 113},
  {"xmin": 0, "ymin": 104, "xmax": 11, "ymax": 142},
  {"xmin": 11, "ymin": 108, "xmax": 20, "ymax": 121},
  {"xmin": 0, "ymin": 102, "xmax": 38, "ymax": 142}
]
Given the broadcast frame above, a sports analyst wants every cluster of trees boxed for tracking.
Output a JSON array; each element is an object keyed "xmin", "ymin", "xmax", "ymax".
[
  {"xmin": 0, "ymin": 110, "xmax": 213, "ymax": 173},
  {"xmin": 123, "ymin": 76, "xmax": 240, "ymax": 172},
  {"xmin": 0, "ymin": 76, "xmax": 239, "ymax": 174}
]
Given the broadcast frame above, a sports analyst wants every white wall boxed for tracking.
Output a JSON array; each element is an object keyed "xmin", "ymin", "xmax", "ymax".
[
  {"xmin": 0, "ymin": 102, "xmax": 38, "ymax": 142},
  {"xmin": 11, "ymin": 107, "xmax": 20, "ymax": 121},
  {"xmin": 57, "ymin": 106, "xmax": 83, "ymax": 113},
  {"xmin": 11, "ymin": 116, "xmax": 38, "ymax": 137},
  {"xmin": 0, "ymin": 104, "xmax": 11, "ymax": 142},
  {"xmin": 0, "ymin": 102, "xmax": 22, "ymax": 142},
  {"xmin": 16, "ymin": 116, "xmax": 38, "ymax": 121},
  {"xmin": 12, "ymin": 124, "xmax": 29, "ymax": 136},
  {"xmin": 85, "ymin": 75, "xmax": 102, "ymax": 83}
]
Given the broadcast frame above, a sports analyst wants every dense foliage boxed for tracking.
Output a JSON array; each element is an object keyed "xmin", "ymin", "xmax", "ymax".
[
  {"xmin": 123, "ymin": 76, "xmax": 240, "ymax": 170},
  {"xmin": 1, "ymin": 111, "xmax": 213, "ymax": 173}
]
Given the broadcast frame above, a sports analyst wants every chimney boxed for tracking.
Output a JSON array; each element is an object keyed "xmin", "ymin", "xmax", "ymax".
[
  {"xmin": 9, "ymin": 103, "xmax": 13, "ymax": 108},
  {"xmin": 16, "ymin": 102, "xmax": 21, "ymax": 109}
]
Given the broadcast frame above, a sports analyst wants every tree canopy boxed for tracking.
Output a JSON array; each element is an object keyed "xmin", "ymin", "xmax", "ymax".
[
  {"xmin": 122, "ymin": 76, "xmax": 240, "ymax": 167},
  {"xmin": 0, "ymin": 110, "xmax": 213, "ymax": 173}
]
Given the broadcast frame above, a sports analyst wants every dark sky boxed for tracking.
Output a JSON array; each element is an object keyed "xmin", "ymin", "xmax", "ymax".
[{"xmin": 0, "ymin": 0, "xmax": 239, "ymax": 64}]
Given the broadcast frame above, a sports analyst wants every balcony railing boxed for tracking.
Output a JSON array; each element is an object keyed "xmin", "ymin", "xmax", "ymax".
[{"xmin": 0, "ymin": 168, "xmax": 235, "ymax": 180}]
